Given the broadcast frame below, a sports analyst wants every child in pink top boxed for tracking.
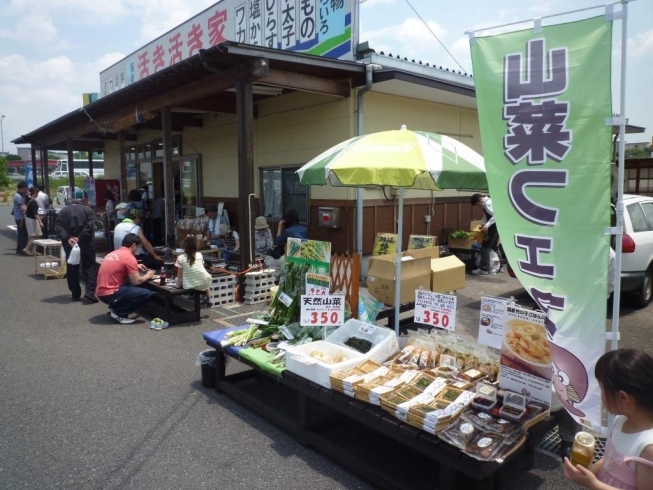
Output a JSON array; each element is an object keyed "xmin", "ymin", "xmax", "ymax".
[{"xmin": 563, "ymin": 349, "xmax": 653, "ymax": 490}]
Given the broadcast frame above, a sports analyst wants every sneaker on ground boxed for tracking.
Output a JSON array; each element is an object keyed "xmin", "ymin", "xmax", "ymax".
[
  {"xmin": 111, "ymin": 312, "xmax": 135, "ymax": 324},
  {"xmin": 471, "ymin": 269, "xmax": 489, "ymax": 276}
]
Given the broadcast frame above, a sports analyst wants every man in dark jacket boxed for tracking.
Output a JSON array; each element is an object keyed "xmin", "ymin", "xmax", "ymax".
[{"xmin": 55, "ymin": 194, "xmax": 99, "ymax": 302}]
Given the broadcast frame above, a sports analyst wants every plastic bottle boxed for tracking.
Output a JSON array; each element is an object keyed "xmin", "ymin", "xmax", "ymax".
[{"xmin": 160, "ymin": 266, "xmax": 166, "ymax": 286}]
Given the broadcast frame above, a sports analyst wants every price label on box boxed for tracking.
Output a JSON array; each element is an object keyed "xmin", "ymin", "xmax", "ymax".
[
  {"xmin": 300, "ymin": 294, "xmax": 345, "ymax": 327},
  {"xmin": 414, "ymin": 289, "xmax": 457, "ymax": 331}
]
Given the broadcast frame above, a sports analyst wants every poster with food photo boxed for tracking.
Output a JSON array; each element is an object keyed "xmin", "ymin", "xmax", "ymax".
[
  {"xmin": 498, "ymin": 305, "xmax": 552, "ymax": 405},
  {"xmin": 477, "ymin": 296, "xmax": 508, "ymax": 349}
]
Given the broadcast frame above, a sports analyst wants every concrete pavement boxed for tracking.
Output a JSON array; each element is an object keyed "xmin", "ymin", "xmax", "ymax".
[{"xmin": 2, "ymin": 210, "xmax": 649, "ymax": 489}]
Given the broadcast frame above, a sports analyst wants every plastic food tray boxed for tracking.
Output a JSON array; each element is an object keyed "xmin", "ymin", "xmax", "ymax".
[
  {"xmin": 285, "ymin": 340, "xmax": 365, "ymax": 389},
  {"xmin": 324, "ymin": 319, "xmax": 399, "ymax": 364}
]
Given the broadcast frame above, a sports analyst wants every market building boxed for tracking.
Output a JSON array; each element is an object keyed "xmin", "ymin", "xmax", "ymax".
[{"xmin": 13, "ymin": 0, "xmax": 642, "ymax": 272}]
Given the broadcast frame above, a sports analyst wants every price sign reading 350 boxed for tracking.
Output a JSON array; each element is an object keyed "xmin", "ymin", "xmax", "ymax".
[
  {"xmin": 300, "ymin": 294, "xmax": 345, "ymax": 327},
  {"xmin": 414, "ymin": 289, "xmax": 457, "ymax": 331}
]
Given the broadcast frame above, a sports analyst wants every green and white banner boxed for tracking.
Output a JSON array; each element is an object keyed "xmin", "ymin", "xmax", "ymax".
[{"xmin": 470, "ymin": 16, "xmax": 613, "ymax": 430}]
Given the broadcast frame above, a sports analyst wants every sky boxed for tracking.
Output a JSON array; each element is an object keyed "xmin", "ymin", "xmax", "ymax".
[{"xmin": 0, "ymin": 0, "xmax": 651, "ymax": 155}]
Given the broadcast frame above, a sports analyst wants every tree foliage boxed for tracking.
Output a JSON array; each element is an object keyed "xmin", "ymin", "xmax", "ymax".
[
  {"xmin": 625, "ymin": 147, "xmax": 651, "ymax": 159},
  {"xmin": 5, "ymin": 154, "xmax": 21, "ymax": 161},
  {"xmin": 0, "ymin": 156, "xmax": 11, "ymax": 186}
]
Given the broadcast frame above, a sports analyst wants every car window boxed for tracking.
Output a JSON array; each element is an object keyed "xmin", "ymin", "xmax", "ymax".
[
  {"xmin": 641, "ymin": 202, "xmax": 653, "ymax": 229},
  {"xmin": 627, "ymin": 202, "xmax": 651, "ymax": 232}
]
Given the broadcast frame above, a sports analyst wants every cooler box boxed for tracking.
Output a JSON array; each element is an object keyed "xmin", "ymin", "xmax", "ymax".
[
  {"xmin": 285, "ymin": 341, "xmax": 365, "ymax": 388},
  {"xmin": 324, "ymin": 319, "xmax": 399, "ymax": 364}
]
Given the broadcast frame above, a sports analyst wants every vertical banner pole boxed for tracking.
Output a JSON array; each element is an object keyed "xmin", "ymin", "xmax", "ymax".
[{"xmin": 611, "ymin": 0, "xmax": 629, "ymax": 351}]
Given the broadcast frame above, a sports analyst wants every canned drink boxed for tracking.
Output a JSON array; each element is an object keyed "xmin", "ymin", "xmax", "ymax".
[{"xmin": 570, "ymin": 431, "xmax": 596, "ymax": 468}]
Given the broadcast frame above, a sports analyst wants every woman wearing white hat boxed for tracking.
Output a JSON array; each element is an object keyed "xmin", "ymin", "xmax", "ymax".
[{"xmin": 254, "ymin": 216, "xmax": 274, "ymax": 257}]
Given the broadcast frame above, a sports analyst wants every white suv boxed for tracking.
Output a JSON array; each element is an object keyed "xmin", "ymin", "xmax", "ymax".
[{"xmin": 619, "ymin": 194, "xmax": 653, "ymax": 307}]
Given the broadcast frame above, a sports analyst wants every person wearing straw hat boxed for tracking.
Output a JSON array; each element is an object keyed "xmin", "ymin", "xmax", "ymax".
[
  {"xmin": 218, "ymin": 223, "xmax": 239, "ymax": 263},
  {"xmin": 254, "ymin": 216, "xmax": 274, "ymax": 257}
]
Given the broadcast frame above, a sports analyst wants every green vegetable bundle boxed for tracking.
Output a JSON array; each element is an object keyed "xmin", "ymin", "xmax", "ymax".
[{"xmin": 269, "ymin": 261, "xmax": 310, "ymax": 325}]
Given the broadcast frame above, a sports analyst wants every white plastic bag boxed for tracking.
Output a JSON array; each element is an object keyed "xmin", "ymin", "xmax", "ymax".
[{"xmin": 67, "ymin": 244, "xmax": 81, "ymax": 265}]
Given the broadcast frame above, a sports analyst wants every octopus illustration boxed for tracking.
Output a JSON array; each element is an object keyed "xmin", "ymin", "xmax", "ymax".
[{"xmin": 550, "ymin": 342, "xmax": 588, "ymax": 417}]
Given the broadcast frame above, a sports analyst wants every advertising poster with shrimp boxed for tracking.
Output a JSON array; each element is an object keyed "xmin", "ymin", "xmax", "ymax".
[{"xmin": 499, "ymin": 305, "xmax": 552, "ymax": 405}]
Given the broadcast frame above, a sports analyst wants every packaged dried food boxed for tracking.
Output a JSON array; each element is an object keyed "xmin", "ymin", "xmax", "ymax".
[
  {"xmin": 449, "ymin": 380, "xmax": 472, "ymax": 391},
  {"xmin": 439, "ymin": 419, "xmax": 478, "ymax": 450},
  {"xmin": 471, "ymin": 383, "xmax": 498, "ymax": 412},
  {"xmin": 499, "ymin": 392, "xmax": 527, "ymax": 422},
  {"xmin": 422, "ymin": 377, "xmax": 448, "ymax": 397},
  {"xmin": 380, "ymin": 394, "xmax": 406, "ymax": 410},
  {"xmin": 418, "ymin": 350, "xmax": 430, "ymax": 370},
  {"xmin": 358, "ymin": 359, "xmax": 382, "ymax": 373},
  {"xmin": 411, "ymin": 373, "xmax": 437, "ymax": 391},
  {"xmin": 396, "ymin": 345, "xmax": 417, "ymax": 364},
  {"xmin": 396, "ymin": 385, "xmax": 423, "ymax": 400},
  {"xmin": 465, "ymin": 432, "xmax": 506, "ymax": 461},
  {"xmin": 409, "ymin": 403, "xmax": 439, "ymax": 418},
  {"xmin": 436, "ymin": 387, "xmax": 465, "ymax": 404},
  {"xmin": 456, "ymin": 368, "xmax": 485, "ymax": 383},
  {"xmin": 407, "ymin": 349, "xmax": 421, "ymax": 368}
]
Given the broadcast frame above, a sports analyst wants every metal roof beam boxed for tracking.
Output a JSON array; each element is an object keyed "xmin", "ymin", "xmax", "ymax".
[{"xmin": 260, "ymin": 68, "xmax": 350, "ymax": 97}]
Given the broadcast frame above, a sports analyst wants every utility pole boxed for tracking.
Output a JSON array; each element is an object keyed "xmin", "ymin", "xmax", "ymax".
[{"xmin": 1, "ymin": 115, "xmax": 5, "ymax": 155}]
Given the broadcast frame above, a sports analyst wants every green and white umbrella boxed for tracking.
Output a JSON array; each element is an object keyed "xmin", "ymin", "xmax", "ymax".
[
  {"xmin": 297, "ymin": 126, "xmax": 488, "ymax": 334},
  {"xmin": 297, "ymin": 125, "xmax": 488, "ymax": 191}
]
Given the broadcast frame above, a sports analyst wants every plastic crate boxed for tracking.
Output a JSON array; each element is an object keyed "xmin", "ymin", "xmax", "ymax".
[
  {"xmin": 324, "ymin": 319, "xmax": 399, "ymax": 364},
  {"xmin": 285, "ymin": 341, "xmax": 365, "ymax": 389}
]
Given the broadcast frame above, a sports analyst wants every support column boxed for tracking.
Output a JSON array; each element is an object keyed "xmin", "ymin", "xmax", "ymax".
[
  {"xmin": 31, "ymin": 146, "xmax": 39, "ymax": 185},
  {"xmin": 67, "ymin": 139, "xmax": 75, "ymax": 201},
  {"xmin": 88, "ymin": 152, "xmax": 94, "ymax": 179},
  {"xmin": 162, "ymin": 107, "xmax": 175, "ymax": 248},
  {"xmin": 236, "ymin": 80, "xmax": 254, "ymax": 273},
  {"xmin": 118, "ymin": 132, "xmax": 127, "ymax": 201},
  {"xmin": 41, "ymin": 147, "xmax": 50, "ymax": 196}
]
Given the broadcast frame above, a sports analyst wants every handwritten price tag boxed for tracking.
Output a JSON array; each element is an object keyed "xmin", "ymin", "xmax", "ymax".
[
  {"xmin": 300, "ymin": 294, "xmax": 345, "ymax": 327},
  {"xmin": 414, "ymin": 289, "xmax": 457, "ymax": 331}
]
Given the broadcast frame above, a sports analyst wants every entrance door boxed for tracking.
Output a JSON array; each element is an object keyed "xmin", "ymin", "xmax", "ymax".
[{"xmin": 177, "ymin": 156, "xmax": 202, "ymax": 218}]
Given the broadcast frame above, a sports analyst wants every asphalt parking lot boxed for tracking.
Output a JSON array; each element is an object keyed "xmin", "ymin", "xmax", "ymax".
[{"xmin": 1, "ymin": 210, "xmax": 650, "ymax": 490}]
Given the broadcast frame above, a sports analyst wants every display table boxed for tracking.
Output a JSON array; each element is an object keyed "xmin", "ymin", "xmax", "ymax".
[
  {"xmin": 33, "ymin": 239, "xmax": 66, "ymax": 279},
  {"xmin": 202, "ymin": 329, "xmax": 561, "ymax": 490},
  {"xmin": 140, "ymin": 281, "xmax": 202, "ymax": 324}
]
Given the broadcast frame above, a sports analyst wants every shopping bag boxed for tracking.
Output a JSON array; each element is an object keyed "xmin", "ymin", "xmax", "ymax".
[{"xmin": 67, "ymin": 244, "xmax": 81, "ymax": 265}]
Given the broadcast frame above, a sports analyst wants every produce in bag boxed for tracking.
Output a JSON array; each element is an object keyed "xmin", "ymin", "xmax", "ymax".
[
  {"xmin": 464, "ymin": 432, "xmax": 507, "ymax": 461},
  {"xmin": 439, "ymin": 419, "xmax": 479, "ymax": 451}
]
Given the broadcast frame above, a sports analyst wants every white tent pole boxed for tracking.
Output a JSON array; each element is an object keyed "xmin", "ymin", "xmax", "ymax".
[
  {"xmin": 394, "ymin": 188, "xmax": 404, "ymax": 335},
  {"xmin": 611, "ymin": 0, "xmax": 629, "ymax": 351}
]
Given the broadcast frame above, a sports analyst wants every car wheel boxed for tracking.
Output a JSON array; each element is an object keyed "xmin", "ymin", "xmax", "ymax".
[{"xmin": 635, "ymin": 267, "xmax": 652, "ymax": 308}]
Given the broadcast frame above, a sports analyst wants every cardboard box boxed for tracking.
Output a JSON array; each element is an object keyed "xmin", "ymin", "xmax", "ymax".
[
  {"xmin": 448, "ymin": 237, "xmax": 474, "ymax": 249},
  {"xmin": 405, "ymin": 245, "xmax": 440, "ymax": 261},
  {"xmin": 470, "ymin": 220, "xmax": 484, "ymax": 232},
  {"xmin": 430, "ymin": 255, "xmax": 466, "ymax": 293},
  {"xmin": 407, "ymin": 235, "xmax": 438, "ymax": 250},
  {"xmin": 367, "ymin": 252, "xmax": 432, "ymax": 305},
  {"xmin": 470, "ymin": 220, "xmax": 486, "ymax": 244}
]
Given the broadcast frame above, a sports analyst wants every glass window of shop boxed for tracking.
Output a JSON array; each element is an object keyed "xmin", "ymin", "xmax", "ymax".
[
  {"xmin": 260, "ymin": 165, "xmax": 309, "ymax": 224},
  {"xmin": 123, "ymin": 136, "xmax": 192, "ymax": 207}
]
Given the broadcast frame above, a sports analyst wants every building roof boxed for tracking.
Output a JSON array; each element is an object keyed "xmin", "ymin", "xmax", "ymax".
[{"xmin": 12, "ymin": 42, "xmax": 367, "ymax": 149}]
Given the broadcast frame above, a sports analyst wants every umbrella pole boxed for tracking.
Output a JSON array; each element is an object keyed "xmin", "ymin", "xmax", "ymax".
[{"xmin": 394, "ymin": 188, "xmax": 404, "ymax": 335}]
